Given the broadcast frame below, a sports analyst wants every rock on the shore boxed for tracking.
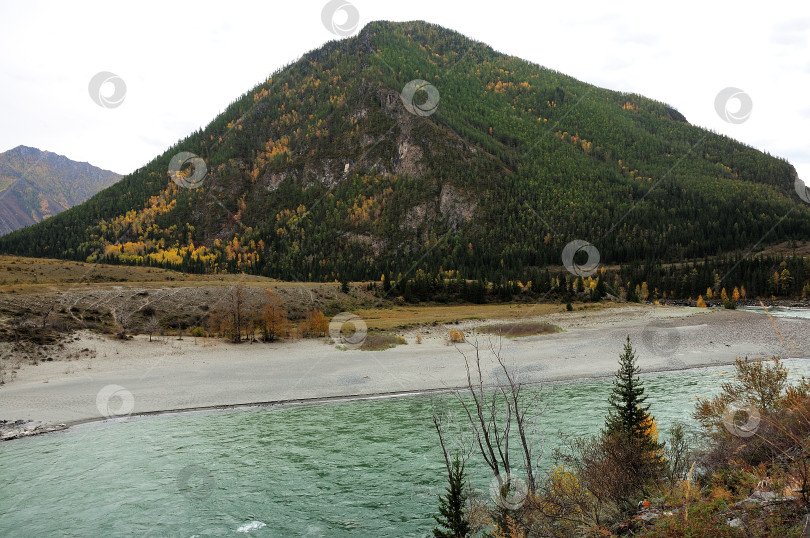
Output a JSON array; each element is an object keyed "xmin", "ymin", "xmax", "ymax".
[{"xmin": 0, "ymin": 419, "xmax": 67, "ymax": 441}]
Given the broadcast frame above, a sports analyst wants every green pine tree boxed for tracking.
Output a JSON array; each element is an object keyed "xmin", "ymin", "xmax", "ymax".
[
  {"xmin": 605, "ymin": 336, "xmax": 650, "ymax": 437},
  {"xmin": 595, "ymin": 276, "xmax": 607, "ymax": 299},
  {"xmin": 433, "ymin": 456, "xmax": 470, "ymax": 538},
  {"xmin": 603, "ymin": 336, "xmax": 664, "ymax": 497}
]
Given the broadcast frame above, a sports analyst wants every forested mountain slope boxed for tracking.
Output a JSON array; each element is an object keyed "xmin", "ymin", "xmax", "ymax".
[{"xmin": 1, "ymin": 21, "xmax": 807, "ymax": 284}]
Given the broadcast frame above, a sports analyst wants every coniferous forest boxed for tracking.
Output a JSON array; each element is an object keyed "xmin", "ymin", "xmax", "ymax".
[{"xmin": 1, "ymin": 21, "xmax": 809, "ymax": 300}]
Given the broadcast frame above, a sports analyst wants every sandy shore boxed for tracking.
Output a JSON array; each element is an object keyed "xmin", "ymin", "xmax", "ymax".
[{"xmin": 1, "ymin": 304, "xmax": 808, "ymax": 432}]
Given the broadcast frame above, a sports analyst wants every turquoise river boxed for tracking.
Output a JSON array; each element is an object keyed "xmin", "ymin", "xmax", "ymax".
[{"xmin": 1, "ymin": 306, "xmax": 808, "ymax": 536}]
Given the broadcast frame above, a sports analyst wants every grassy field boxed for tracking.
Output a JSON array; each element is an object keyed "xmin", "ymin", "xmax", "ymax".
[
  {"xmin": 355, "ymin": 301, "xmax": 622, "ymax": 331},
  {"xmin": 0, "ymin": 255, "xmax": 331, "ymax": 291}
]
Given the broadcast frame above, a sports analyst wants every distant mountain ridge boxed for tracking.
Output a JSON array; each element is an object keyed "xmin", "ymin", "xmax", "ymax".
[
  {"xmin": 0, "ymin": 21, "xmax": 808, "ymax": 283},
  {"xmin": 0, "ymin": 146, "xmax": 121, "ymax": 235}
]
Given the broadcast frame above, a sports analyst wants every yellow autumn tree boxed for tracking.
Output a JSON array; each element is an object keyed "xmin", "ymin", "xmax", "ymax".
[
  {"xmin": 706, "ymin": 288, "xmax": 713, "ymax": 299},
  {"xmin": 732, "ymin": 286, "xmax": 741, "ymax": 302},
  {"xmin": 720, "ymin": 288, "xmax": 728, "ymax": 302},
  {"xmin": 697, "ymin": 295, "xmax": 707, "ymax": 308},
  {"xmin": 534, "ymin": 465, "xmax": 593, "ymax": 532},
  {"xmin": 639, "ymin": 415, "xmax": 665, "ymax": 464},
  {"xmin": 299, "ymin": 308, "xmax": 328, "ymax": 338},
  {"xmin": 258, "ymin": 290, "xmax": 288, "ymax": 342},
  {"xmin": 209, "ymin": 284, "xmax": 248, "ymax": 343}
]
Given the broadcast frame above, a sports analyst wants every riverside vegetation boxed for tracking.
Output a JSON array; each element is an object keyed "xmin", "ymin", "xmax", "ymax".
[{"xmin": 432, "ymin": 338, "xmax": 810, "ymax": 536}]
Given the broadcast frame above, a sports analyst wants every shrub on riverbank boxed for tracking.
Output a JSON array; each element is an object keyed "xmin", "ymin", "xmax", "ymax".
[{"xmin": 435, "ymin": 344, "xmax": 810, "ymax": 536}]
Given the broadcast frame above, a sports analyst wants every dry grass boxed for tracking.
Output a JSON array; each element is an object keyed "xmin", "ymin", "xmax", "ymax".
[
  {"xmin": 354, "ymin": 304, "xmax": 541, "ymax": 331},
  {"xmin": 354, "ymin": 301, "xmax": 625, "ymax": 331},
  {"xmin": 0, "ymin": 256, "xmax": 382, "ymax": 343},
  {"xmin": 359, "ymin": 333, "xmax": 402, "ymax": 351},
  {"xmin": 0, "ymin": 255, "xmax": 276, "ymax": 290},
  {"xmin": 475, "ymin": 321, "xmax": 561, "ymax": 338}
]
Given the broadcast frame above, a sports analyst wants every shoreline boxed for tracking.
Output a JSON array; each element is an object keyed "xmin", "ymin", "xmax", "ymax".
[
  {"xmin": 9, "ymin": 355, "xmax": 810, "ymax": 444},
  {"xmin": 1, "ymin": 357, "xmax": 775, "ymax": 443},
  {"xmin": 2, "ymin": 304, "xmax": 809, "ymax": 441}
]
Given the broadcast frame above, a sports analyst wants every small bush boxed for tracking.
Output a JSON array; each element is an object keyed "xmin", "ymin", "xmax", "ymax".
[
  {"xmin": 448, "ymin": 329, "xmax": 465, "ymax": 344},
  {"xmin": 190, "ymin": 326, "xmax": 205, "ymax": 338},
  {"xmin": 360, "ymin": 333, "xmax": 399, "ymax": 351}
]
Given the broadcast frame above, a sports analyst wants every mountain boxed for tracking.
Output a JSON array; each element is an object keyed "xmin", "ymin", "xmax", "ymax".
[
  {"xmin": 0, "ymin": 21, "xmax": 808, "ymax": 284},
  {"xmin": 0, "ymin": 146, "xmax": 121, "ymax": 235}
]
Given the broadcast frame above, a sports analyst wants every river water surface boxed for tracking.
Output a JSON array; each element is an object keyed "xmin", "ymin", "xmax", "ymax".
[{"xmin": 2, "ymin": 359, "xmax": 810, "ymax": 536}]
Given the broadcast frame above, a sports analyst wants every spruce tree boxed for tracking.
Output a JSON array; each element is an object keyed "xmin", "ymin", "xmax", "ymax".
[
  {"xmin": 604, "ymin": 336, "xmax": 664, "ymax": 491},
  {"xmin": 433, "ymin": 456, "xmax": 470, "ymax": 538},
  {"xmin": 605, "ymin": 336, "xmax": 650, "ymax": 437}
]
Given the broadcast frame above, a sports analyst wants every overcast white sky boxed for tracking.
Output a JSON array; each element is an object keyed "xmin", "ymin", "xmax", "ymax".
[{"xmin": 1, "ymin": 0, "xmax": 808, "ymax": 187}]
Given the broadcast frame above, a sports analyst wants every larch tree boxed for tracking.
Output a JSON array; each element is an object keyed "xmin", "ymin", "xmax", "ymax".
[
  {"xmin": 260, "ymin": 289, "xmax": 288, "ymax": 342},
  {"xmin": 144, "ymin": 316, "xmax": 160, "ymax": 342}
]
